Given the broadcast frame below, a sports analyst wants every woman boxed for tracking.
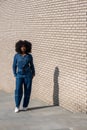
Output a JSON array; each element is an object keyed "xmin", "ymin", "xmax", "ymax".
[{"xmin": 12, "ymin": 40, "xmax": 35, "ymax": 113}]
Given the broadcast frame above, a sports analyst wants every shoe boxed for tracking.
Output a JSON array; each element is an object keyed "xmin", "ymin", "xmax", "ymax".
[
  {"xmin": 22, "ymin": 107, "xmax": 28, "ymax": 111},
  {"xmin": 15, "ymin": 107, "xmax": 19, "ymax": 113}
]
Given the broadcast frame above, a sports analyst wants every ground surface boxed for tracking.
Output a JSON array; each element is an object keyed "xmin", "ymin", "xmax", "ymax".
[{"xmin": 0, "ymin": 90, "xmax": 87, "ymax": 130}]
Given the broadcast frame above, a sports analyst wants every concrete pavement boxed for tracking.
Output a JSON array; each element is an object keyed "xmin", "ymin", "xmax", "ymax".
[{"xmin": 0, "ymin": 90, "xmax": 87, "ymax": 130}]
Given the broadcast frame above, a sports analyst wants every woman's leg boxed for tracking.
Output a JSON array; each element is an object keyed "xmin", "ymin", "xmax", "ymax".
[
  {"xmin": 15, "ymin": 77, "xmax": 24, "ymax": 108},
  {"xmin": 23, "ymin": 76, "xmax": 32, "ymax": 108}
]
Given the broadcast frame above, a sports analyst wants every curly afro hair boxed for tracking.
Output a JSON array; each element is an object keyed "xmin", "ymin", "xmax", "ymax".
[{"xmin": 15, "ymin": 40, "xmax": 32, "ymax": 54}]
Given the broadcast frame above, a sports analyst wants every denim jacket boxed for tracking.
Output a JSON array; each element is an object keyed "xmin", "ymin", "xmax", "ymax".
[{"xmin": 12, "ymin": 53, "xmax": 35, "ymax": 78}]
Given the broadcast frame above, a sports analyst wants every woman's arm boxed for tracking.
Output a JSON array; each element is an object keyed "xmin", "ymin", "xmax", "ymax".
[
  {"xmin": 30, "ymin": 55, "xmax": 35, "ymax": 78},
  {"xmin": 12, "ymin": 54, "xmax": 17, "ymax": 77}
]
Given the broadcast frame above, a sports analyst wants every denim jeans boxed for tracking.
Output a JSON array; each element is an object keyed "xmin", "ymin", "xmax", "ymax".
[{"xmin": 15, "ymin": 76, "xmax": 32, "ymax": 108}]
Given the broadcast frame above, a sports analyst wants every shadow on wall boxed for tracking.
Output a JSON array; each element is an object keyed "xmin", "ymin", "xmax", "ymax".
[{"xmin": 53, "ymin": 66, "xmax": 59, "ymax": 106}]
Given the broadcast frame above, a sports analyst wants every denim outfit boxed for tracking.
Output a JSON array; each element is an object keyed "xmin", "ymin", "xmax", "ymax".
[{"xmin": 12, "ymin": 53, "xmax": 35, "ymax": 108}]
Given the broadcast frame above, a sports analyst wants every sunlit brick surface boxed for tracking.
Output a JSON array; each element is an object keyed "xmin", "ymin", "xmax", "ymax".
[{"xmin": 0, "ymin": 0, "xmax": 87, "ymax": 113}]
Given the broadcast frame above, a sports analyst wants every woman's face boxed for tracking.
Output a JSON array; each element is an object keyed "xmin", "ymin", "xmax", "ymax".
[{"xmin": 21, "ymin": 45, "xmax": 26, "ymax": 53}]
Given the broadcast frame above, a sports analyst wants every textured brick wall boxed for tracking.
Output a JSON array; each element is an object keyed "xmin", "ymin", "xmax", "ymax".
[{"xmin": 0, "ymin": 0, "xmax": 87, "ymax": 113}]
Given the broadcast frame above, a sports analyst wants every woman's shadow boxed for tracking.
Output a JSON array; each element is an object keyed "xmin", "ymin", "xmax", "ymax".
[
  {"xmin": 20, "ymin": 66, "xmax": 59, "ymax": 112},
  {"xmin": 53, "ymin": 66, "xmax": 59, "ymax": 106}
]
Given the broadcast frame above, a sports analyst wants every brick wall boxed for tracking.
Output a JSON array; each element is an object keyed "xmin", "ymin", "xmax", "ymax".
[{"xmin": 0, "ymin": 0, "xmax": 87, "ymax": 113}]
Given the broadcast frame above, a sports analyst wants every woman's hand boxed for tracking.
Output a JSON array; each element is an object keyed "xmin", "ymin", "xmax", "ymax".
[{"xmin": 32, "ymin": 74, "xmax": 35, "ymax": 79}]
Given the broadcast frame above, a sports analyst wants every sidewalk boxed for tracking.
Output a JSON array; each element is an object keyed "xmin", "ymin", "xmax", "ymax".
[{"xmin": 0, "ymin": 90, "xmax": 87, "ymax": 130}]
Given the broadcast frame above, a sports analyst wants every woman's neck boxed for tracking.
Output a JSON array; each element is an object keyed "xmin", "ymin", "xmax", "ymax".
[{"xmin": 21, "ymin": 52, "xmax": 26, "ymax": 55}]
